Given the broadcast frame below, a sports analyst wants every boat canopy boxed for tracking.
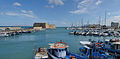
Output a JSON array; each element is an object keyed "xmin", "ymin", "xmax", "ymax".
[
  {"xmin": 80, "ymin": 41, "xmax": 91, "ymax": 45},
  {"xmin": 112, "ymin": 42, "xmax": 120, "ymax": 44},
  {"xmin": 49, "ymin": 42, "xmax": 69, "ymax": 49},
  {"xmin": 105, "ymin": 39, "xmax": 109, "ymax": 41},
  {"xmin": 84, "ymin": 46, "xmax": 90, "ymax": 49}
]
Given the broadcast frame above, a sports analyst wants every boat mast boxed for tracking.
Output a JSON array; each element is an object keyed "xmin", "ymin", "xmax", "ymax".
[
  {"xmin": 87, "ymin": 19, "xmax": 89, "ymax": 25},
  {"xmin": 99, "ymin": 16, "xmax": 101, "ymax": 25},
  {"xmin": 71, "ymin": 23, "xmax": 73, "ymax": 28},
  {"xmin": 99, "ymin": 16, "xmax": 101, "ymax": 29},
  {"xmin": 81, "ymin": 18, "xmax": 83, "ymax": 28},
  {"xmin": 78, "ymin": 20, "xmax": 80, "ymax": 27},
  {"xmin": 105, "ymin": 10, "xmax": 107, "ymax": 26}
]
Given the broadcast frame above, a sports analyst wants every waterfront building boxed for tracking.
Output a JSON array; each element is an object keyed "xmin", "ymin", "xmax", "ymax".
[
  {"xmin": 33, "ymin": 23, "xmax": 49, "ymax": 28},
  {"xmin": 33, "ymin": 27, "xmax": 42, "ymax": 30},
  {"xmin": 33, "ymin": 23, "xmax": 56, "ymax": 29},
  {"xmin": 49, "ymin": 24, "xmax": 56, "ymax": 29},
  {"xmin": 85, "ymin": 24, "xmax": 101, "ymax": 28},
  {"xmin": 111, "ymin": 22, "xmax": 120, "ymax": 28}
]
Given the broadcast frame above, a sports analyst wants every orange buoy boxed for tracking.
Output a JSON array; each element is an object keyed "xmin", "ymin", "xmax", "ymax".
[
  {"xmin": 96, "ymin": 43, "xmax": 99, "ymax": 44},
  {"xmin": 96, "ymin": 56, "xmax": 99, "ymax": 58},
  {"xmin": 71, "ymin": 56, "xmax": 76, "ymax": 59}
]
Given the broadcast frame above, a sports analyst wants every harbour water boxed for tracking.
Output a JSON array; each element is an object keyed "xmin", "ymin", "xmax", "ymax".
[{"xmin": 0, "ymin": 27, "xmax": 119, "ymax": 59}]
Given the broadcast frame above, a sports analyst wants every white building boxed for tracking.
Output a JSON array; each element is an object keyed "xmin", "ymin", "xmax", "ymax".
[{"xmin": 111, "ymin": 22, "xmax": 120, "ymax": 28}]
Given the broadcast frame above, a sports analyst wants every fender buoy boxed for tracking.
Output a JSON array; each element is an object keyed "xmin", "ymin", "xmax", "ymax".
[
  {"xmin": 71, "ymin": 56, "xmax": 76, "ymax": 59},
  {"xmin": 81, "ymin": 49, "xmax": 85, "ymax": 51},
  {"xmin": 96, "ymin": 43, "xmax": 100, "ymax": 47},
  {"xmin": 96, "ymin": 43, "xmax": 99, "ymax": 44},
  {"xmin": 96, "ymin": 56, "xmax": 99, "ymax": 58}
]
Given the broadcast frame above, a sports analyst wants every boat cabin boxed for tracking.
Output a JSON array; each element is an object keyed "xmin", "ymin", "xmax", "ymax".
[
  {"xmin": 104, "ymin": 39, "xmax": 111, "ymax": 48},
  {"xmin": 48, "ymin": 42, "xmax": 69, "ymax": 58},
  {"xmin": 104, "ymin": 39, "xmax": 120, "ymax": 50},
  {"xmin": 47, "ymin": 42, "xmax": 85, "ymax": 59},
  {"xmin": 34, "ymin": 48, "xmax": 48, "ymax": 59},
  {"xmin": 111, "ymin": 42, "xmax": 120, "ymax": 50}
]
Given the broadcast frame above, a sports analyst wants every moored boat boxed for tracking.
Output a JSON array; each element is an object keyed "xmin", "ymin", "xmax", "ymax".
[
  {"xmin": 33, "ymin": 48, "xmax": 48, "ymax": 59},
  {"xmin": 102, "ymin": 39, "xmax": 120, "ymax": 58},
  {"xmin": 0, "ymin": 32, "xmax": 10, "ymax": 37},
  {"xmin": 47, "ymin": 41, "xmax": 86, "ymax": 59},
  {"xmin": 79, "ymin": 41, "xmax": 110, "ymax": 59}
]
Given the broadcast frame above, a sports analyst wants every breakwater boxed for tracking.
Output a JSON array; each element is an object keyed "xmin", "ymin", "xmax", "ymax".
[{"xmin": 0, "ymin": 28, "xmax": 35, "ymax": 37}]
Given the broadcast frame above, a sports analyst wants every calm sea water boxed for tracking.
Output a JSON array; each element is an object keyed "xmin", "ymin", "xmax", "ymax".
[{"xmin": 0, "ymin": 27, "xmax": 118, "ymax": 59}]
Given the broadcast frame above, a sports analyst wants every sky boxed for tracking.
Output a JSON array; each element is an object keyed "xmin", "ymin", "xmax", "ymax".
[{"xmin": 0, "ymin": 0, "xmax": 120, "ymax": 27}]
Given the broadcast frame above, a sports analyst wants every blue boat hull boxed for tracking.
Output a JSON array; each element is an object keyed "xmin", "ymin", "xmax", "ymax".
[{"xmin": 47, "ymin": 49, "xmax": 86, "ymax": 59}]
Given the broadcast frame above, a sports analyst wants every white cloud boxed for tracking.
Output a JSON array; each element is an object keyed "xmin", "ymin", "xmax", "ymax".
[
  {"xmin": 106, "ymin": 16, "xmax": 120, "ymax": 25},
  {"xmin": 21, "ymin": 10, "xmax": 27, "ymax": 13},
  {"xmin": 4, "ymin": 12, "xmax": 19, "ymax": 16},
  {"xmin": 21, "ymin": 14, "xmax": 37, "ymax": 19},
  {"xmin": 69, "ymin": 8, "xmax": 87, "ymax": 14},
  {"xmin": 109, "ymin": 16, "xmax": 120, "ymax": 22},
  {"xmin": 77, "ymin": 0, "xmax": 90, "ymax": 8},
  {"xmin": 96, "ymin": 0, "xmax": 102, "ymax": 5},
  {"xmin": 107, "ymin": 12, "xmax": 111, "ymax": 15},
  {"xmin": 69, "ymin": 0, "xmax": 90, "ymax": 14},
  {"xmin": 69, "ymin": 0, "xmax": 103, "ymax": 14},
  {"xmin": 45, "ymin": 5, "xmax": 54, "ymax": 8},
  {"xmin": 13, "ymin": 2, "xmax": 22, "ymax": 7},
  {"xmin": 108, "ymin": 11, "xmax": 120, "ymax": 16},
  {"xmin": 21, "ymin": 10, "xmax": 33, "ymax": 14},
  {"xmin": 48, "ymin": 0, "xmax": 64, "ymax": 6},
  {"xmin": 0, "ymin": 12, "xmax": 4, "ymax": 15},
  {"xmin": 1, "ymin": 2, "xmax": 39, "ymax": 19},
  {"xmin": 0, "ymin": 12, "xmax": 38, "ymax": 19},
  {"xmin": 80, "ymin": 0, "xmax": 90, "ymax": 4},
  {"xmin": 28, "ymin": 11, "xmax": 33, "ymax": 14}
]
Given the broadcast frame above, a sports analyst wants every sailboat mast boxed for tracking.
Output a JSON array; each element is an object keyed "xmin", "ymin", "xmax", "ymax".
[
  {"xmin": 99, "ymin": 16, "xmax": 101, "ymax": 29},
  {"xmin": 99, "ymin": 16, "xmax": 101, "ymax": 25},
  {"xmin": 81, "ymin": 18, "xmax": 83, "ymax": 28},
  {"xmin": 87, "ymin": 19, "xmax": 89, "ymax": 25},
  {"xmin": 105, "ymin": 11, "xmax": 107, "ymax": 26}
]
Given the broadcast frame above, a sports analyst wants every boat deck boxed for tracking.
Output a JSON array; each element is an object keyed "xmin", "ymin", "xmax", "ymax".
[{"xmin": 35, "ymin": 51, "xmax": 48, "ymax": 59}]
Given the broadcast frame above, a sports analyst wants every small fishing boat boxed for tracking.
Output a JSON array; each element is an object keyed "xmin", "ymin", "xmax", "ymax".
[
  {"xmin": 69, "ymin": 31, "xmax": 74, "ymax": 35},
  {"xmin": 102, "ymin": 39, "xmax": 120, "ymax": 58},
  {"xmin": 10, "ymin": 32, "xmax": 19, "ymax": 36},
  {"xmin": 47, "ymin": 41, "xmax": 86, "ymax": 59},
  {"xmin": 93, "ymin": 31, "xmax": 99, "ymax": 36},
  {"xmin": 22, "ymin": 31, "xmax": 32, "ymax": 33},
  {"xmin": 0, "ymin": 32, "xmax": 10, "ymax": 37},
  {"xmin": 33, "ymin": 48, "xmax": 48, "ymax": 59},
  {"xmin": 79, "ymin": 41, "xmax": 109, "ymax": 59}
]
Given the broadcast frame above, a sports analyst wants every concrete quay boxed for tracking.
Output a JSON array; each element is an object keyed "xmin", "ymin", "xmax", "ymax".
[{"xmin": 0, "ymin": 28, "xmax": 35, "ymax": 37}]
